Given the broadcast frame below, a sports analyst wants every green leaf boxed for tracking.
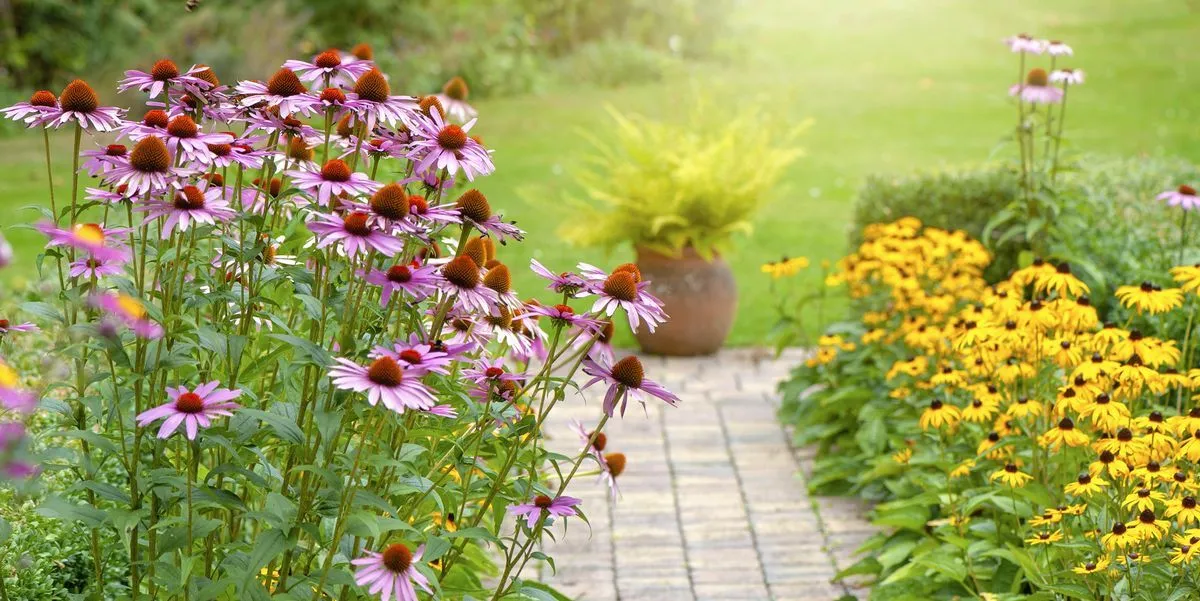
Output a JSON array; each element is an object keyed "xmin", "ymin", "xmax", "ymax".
[
  {"xmin": 238, "ymin": 408, "xmax": 304, "ymax": 445},
  {"xmin": 37, "ymin": 494, "xmax": 107, "ymax": 528},
  {"xmin": 517, "ymin": 581, "xmax": 573, "ymax": 601},
  {"xmin": 241, "ymin": 529, "xmax": 289, "ymax": 588},
  {"xmin": 20, "ymin": 301, "xmax": 64, "ymax": 323},
  {"xmin": 0, "ymin": 516, "xmax": 10, "ymax": 544},
  {"xmin": 423, "ymin": 535, "xmax": 451, "ymax": 561}
]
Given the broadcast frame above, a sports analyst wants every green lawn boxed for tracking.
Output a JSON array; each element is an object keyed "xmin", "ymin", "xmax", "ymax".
[{"xmin": 2, "ymin": 0, "xmax": 1199, "ymax": 344}]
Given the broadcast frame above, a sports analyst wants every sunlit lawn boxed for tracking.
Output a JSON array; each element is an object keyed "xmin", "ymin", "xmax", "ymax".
[{"xmin": 2, "ymin": 0, "xmax": 1198, "ymax": 344}]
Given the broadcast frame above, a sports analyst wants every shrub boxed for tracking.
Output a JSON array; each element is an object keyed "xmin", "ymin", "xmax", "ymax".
[
  {"xmin": 553, "ymin": 37, "xmax": 677, "ymax": 88},
  {"xmin": 0, "ymin": 48, "xmax": 681, "ymax": 600}
]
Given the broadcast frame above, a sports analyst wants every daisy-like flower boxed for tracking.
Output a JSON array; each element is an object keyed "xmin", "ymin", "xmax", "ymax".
[
  {"xmin": 599, "ymin": 452, "xmax": 625, "ymax": 499},
  {"xmin": 587, "ymin": 268, "xmax": 667, "ymax": 333},
  {"xmin": 283, "ymin": 49, "xmax": 374, "ymax": 87},
  {"xmin": 349, "ymin": 67, "xmax": 416, "ymax": 127},
  {"xmin": 235, "ymin": 68, "xmax": 321, "ymax": 116},
  {"xmin": 138, "ymin": 183, "xmax": 234, "ymax": 239},
  {"xmin": 1167, "ymin": 496, "xmax": 1200, "ymax": 526},
  {"xmin": 1131, "ymin": 509, "xmax": 1170, "ymax": 541},
  {"xmin": 530, "ymin": 259, "xmax": 587, "ymax": 295},
  {"xmin": 38, "ymin": 79, "xmax": 124, "ymax": 131},
  {"xmin": 1072, "ymin": 557, "xmax": 1110, "ymax": 575},
  {"xmin": 1116, "ymin": 281, "xmax": 1184, "ymax": 314},
  {"xmin": 408, "ymin": 109, "xmax": 494, "ymax": 181},
  {"xmin": 1122, "ymin": 487, "xmax": 1166, "ymax": 512},
  {"xmin": 1004, "ymin": 33, "xmax": 1045, "ymax": 54},
  {"xmin": 329, "ymin": 356, "xmax": 436, "ymax": 413},
  {"xmin": 92, "ymin": 292, "xmax": 163, "ymax": 339},
  {"xmin": 135, "ymin": 382, "xmax": 241, "ymax": 440},
  {"xmin": 103, "ymin": 136, "xmax": 179, "ymax": 196},
  {"xmin": 37, "ymin": 222, "xmax": 130, "ymax": 262},
  {"xmin": 761, "ymin": 256, "xmax": 810, "ymax": 279},
  {"xmin": 1172, "ymin": 264, "xmax": 1200, "ymax": 294},
  {"xmin": 434, "ymin": 76, "xmax": 478, "ymax": 123},
  {"xmin": 919, "ymin": 399, "xmax": 961, "ymax": 431},
  {"xmin": 1045, "ymin": 40, "xmax": 1073, "ymax": 55},
  {"xmin": 1064, "ymin": 472, "xmax": 1108, "ymax": 497},
  {"xmin": 351, "ymin": 544, "xmax": 431, "ymax": 601},
  {"xmin": 582, "ymin": 356, "xmax": 680, "ymax": 417},
  {"xmin": 588, "ymin": 320, "xmax": 617, "ymax": 365},
  {"xmin": 990, "ymin": 463, "xmax": 1032, "ymax": 488},
  {"xmin": 289, "ymin": 159, "xmax": 381, "ymax": 205},
  {"xmin": 1009, "ymin": 68, "xmax": 1063, "ymax": 105},
  {"xmin": 1024, "ymin": 530, "xmax": 1063, "ymax": 546},
  {"xmin": 519, "ymin": 303, "xmax": 602, "ymax": 333},
  {"xmin": 307, "ymin": 211, "xmax": 405, "ymax": 258},
  {"xmin": 569, "ymin": 419, "xmax": 608, "ymax": 463},
  {"xmin": 1050, "ymin": 68, "xmax": 1085, "ymax": 85},
  {"xmin": 0, "ymin": 320, "xmax": 37, "ymax": 336},
  {"xmin": 371, "ymin": 338, "xmax": 453, "ymax": 377},
  {"xmin": 118, "ymin": 59, "xmax": 214, "ymax": 99},
  {"xmin": 80, "ymin": 144, "xmax": 130, "ymax": 177},
  {"xmin": 1039, "ymin": 417, "xmax": 1090, "ymax": 450},
  {"xmin": 508, "ymin": 494, "xmax": 582, "ymax": 528},
  {"xmin": 364, "ymin": 261, "xmax": 441, "ymax": 306},
  {"xmin": 1035, "ymin": 262, "xmax": 1088, "ymax": 297},
  {"xmin": 69, "ymin": 256, "xmax": 123, "ymax": 279},
  {"xmin": 160, "ymin": 115, "xmax": 232, "ymax": 164},
  {"xmin": 2, "ymin": 90, "xmax": 58, "ymax": 125},
  {"xmin": 438, "ymin": 256, "xmax": 500, "ymax": 314},
  {"xmin": 454, "ymin": 189, "xmax": 523, "ymax": 242},
  {"xmin": 1158, "ymin": 184, "xmax": 1200, "ymax": 211},
  {"xmin": 208, "ymin": 138, "xmax": 266, "ymax": 170}
]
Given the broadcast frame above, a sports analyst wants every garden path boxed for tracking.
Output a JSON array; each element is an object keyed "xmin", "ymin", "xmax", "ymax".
[{"xmin": 536, "ymin": 349, "xmax": 874, "ymax": 601}]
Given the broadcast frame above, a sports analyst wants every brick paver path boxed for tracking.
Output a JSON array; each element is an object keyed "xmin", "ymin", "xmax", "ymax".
[{"xmin": 537, "ymin": 349, "xmax": 874, "ymax": 600}]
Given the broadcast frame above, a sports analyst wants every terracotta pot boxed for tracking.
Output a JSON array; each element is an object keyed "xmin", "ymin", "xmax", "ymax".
[{"xmin": 633, "ymin": 246, "xmax": 737, "ymax": 356}]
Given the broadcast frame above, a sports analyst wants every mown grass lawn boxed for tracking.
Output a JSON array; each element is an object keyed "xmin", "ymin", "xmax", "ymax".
[{"xmin": 1, "ymin": 0, "xmax": 1197, "ymax": 344}]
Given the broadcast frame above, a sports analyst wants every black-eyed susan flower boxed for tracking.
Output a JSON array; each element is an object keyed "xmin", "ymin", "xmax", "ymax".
[
  {"xmin": 962, "ymin": 399, "xmax": 998, "ymax": 423},
  {"xmin": 1166, "ymin": 496, "xmax": 1200, "ymax": 526},
  {"xmin": 1039, "ymin": 417, "xmax": 1090, "ymax": 450},
  {"xmin": 929, "ymin": 366, "xmax": 966, "ymax": 388},
  {"xmin": 949, "ymin": 459, "xmax": 975, "ymax": 479},
  {"xmin": 1064, "ymin": 473, "xmax": 1108, "ymax": 497},
  {"xmin": 892, "ymin": 447, "xmax": 913, "ymax": 465},
  {"xmin": 1130, "ymin": 509, "xmax": 1170, "ymax": 541},
  {"xmin": 919, "ymin": 399, "xmax": 961, "ymax": 431},
  {"xmin": 1171, "ymin": 264, "xmax": 1200, "ymax": 294},
  {"xmin": 990, "ymin": 463, "xmax": 1032, "ymax": 488},
  {"xmin": 1121, "ymin": 487, "xmax": 1165, "ymax": 513},
  {"xmin": 1170, "ymin": 543, "xmax": 1199, "ymax": 565},
  {"xmin": 1116, "ymin": 281, "xmax": 1184, "ymax": 314},
  {"xmin": 1089, "ymin": 450, "xmax": 1131, "ymax": 480},
  {"xmin": 1132, "ymin": 460, "xmax": 1171, "ymax": 485},
  {"xmin": 1072, "ymin": 352, "xmax": 1120, "ymax": 382},
  {"xmin": 1097, "ymin": 428, "xmax": 1149, "ymax": 461},
  {"xmin": 1029, "ymin": 510, "xmax": 1062, "ymax": 527},
  {"xmin": 1071, "ymin": 557, "xmax": 1110, "ymax": 575},
  {"xmin": 1102, "ymin": 521, "xmax": 1139, "ymax": 551},
  {"xmin": 1078, "ymin": 393, "xmax": 1129, "ymax": 431},
  {"xmin": 1035, "ymin": 262, "xmax": 1089, "ymax": 298},
  {"xmin": 1006, "ymin": 396, "xmax": 1044, "ymax": 418},
  {"xmin": 761, "ymin": 256, "xmax": 810, "ymax": 278},
  {"xmin": 1024, "ymin": 530, "xmax": 1063, "ymax": 546}
]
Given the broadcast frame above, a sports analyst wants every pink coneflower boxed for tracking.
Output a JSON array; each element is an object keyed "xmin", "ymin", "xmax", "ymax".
[
  {"xmin": 103, "ymin": 136, "xmax": 182, "ymax": 196},
  {"xmin": 284, "ymin": 49, "xmax": 374, "ymax": 87},
  {"xmin": 587, "ymin": 269, "xmax": 667, "ymax": 333},
  {"xmin": 371, "ymin": 338, "xmax": 453, "ymax": 376},
  {"xmin": 508, "ymin": 494, "xmax": 581, "ymax": 528},
  {"xmin": 363, "ymin": 261, "xmax": 441, "ymax": 306},
  {"xmin": 0, "ymin": 320, "xmax": 37, "ymax": 336},
  {"xmin": 138, "ymin": 183, "xmax": 235, "ymax": 239},
  {"xmin": 478, "ymin": 308, "xmax": 533, "ymax": 356},
  {"xmin": 1159, "ymin": 185, "xmax": 1200, "ymax": 211},
  {"xmin": 70, "ymin": 256, "xmax": 124, "ymax": 279},
  {"xmin": 1010, "ymin": 68, "xmax": 1063, "ymax": 105},
  {"xmin": 313, "ymin": 87, "xmax": 364, "ymax": 122},
  {"xmin": 407, "ymin": 195, "xmax": 460, "ymax": 225},
  {"xmin": 235, "ymin": 68, "xmax": 321, "ymax": 116},
  {"xmin": 569, "ymin": 419, "xmax": 608, "ymax": 463},
  {"xmin": 362, "ymin": 183, "xmax": 425, "ymax": 236},
  {"xmin": 348, "ymin": 67, "xmax": 416, "ymax": 128},
  {"xmin": 91, "ymin": 292, "xmax": 163, "ymax": 339},
  {"xmin": 408, "ymin": 110, "xmax": 494, "ymax": 181},
  {"xmin": 118, "ymin": 60, "xmax": 214, "ymax": 98},
  {"xmin": 38, "ymin": 80, "xmax": 125, "ymax": 131},
  {"xmin": 289, "ymin": 159, "xmax": 381, "ymax": 205},
  {"xmin": 434, "ymin": 76, "xmax": 478, "ymax": 123},
  {"xmin": 80, "ymin": 144, "xmax": 129, "ymax": 176},
  {"xmin": 136, "ymin": 382, "xmax": 240, "ymax": 440},
  {"xmin": 116, "ymin": 108, "xmax": 169, "ymax": 141},
  {"xmin": 1004, "ymin": 34, "xmax": 1045, "ymax": 54},
  {"xmin": 582, "ymin": 356, "xmax": 680, "ymax": 417},
  {"xmin": 2, "ymin": 90, "xmax": 58, "ymax": 125},
  {"xmin": 530, "ymin": 259, "xmax": 587, "ymax": 295},
  {"xmin": 161, "ymin": 115, "xmax": 233, "ymax": 165},
  {"xmin": 438, "ymin": 256, "xmax": 499, "ymax": 314},
  {"xmin": 351, "ymin": 544, "xmax": 431, "ymax": 601},
  {"xmin": 587, "ymin": 320, "xmax": 617, "ymax": 365},
  {"xmin": 519, "ymin": 303, "xmax": 602, "ymax": 333},
  {"xmin": 462, "ymin": 357, "xmax": 524, "ymax": 388},
  {"xmin": 426, "ymin": 405, "xmax": 457, "ymax": 418},
  {"xmin": 599, "ymin": 452, "xmax": 625, "ymax": 500},
  {"xmin": 208, "ymin": 139, "xmax": 266, "ymax": 170},
  {"xmin": 1051, "ymin": 69, "xmax": 1085, "ymax": 86},
  {"xmin": 329, "ymin": 356, "xmax": 437, "ymax": 413},
  {"xmin": 454, "ymin": 189, "xmax": 523, "ymax": 242},
  {"xmin": 1046, "ymin": 40, "xmax": 1073, "ymax": 56},
  {"xmin": 244, "ymin": 109, "xmax": 320, "ymax": 139},
  {"xmin": 307, "ymin": 211, "xmax": 405, "ymax": 257},
  {"xmin": 37, "ymin": 222, "xmax": 130, "ymax": 262}
]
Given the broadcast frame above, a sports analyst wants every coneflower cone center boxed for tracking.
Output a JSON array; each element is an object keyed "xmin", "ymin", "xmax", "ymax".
[
  {"xmin": 381, "ymin": 544, "xmax": 412, "ymax": 573},
  {"xmin": 613, "ymin": 263, "xmax": 642, "ymax": 282},
  {"xmin": 151, "ymin": 59, "xmax": 180, "ymax": 81},
  {"xmin": 175, "ymin": 392, "xmax": 205, "ymax": 413},
  {"xmin": 194, "ymin": 65, "xmax": 219, "ymax": 87},
  {"xmin": 604, "ymin": 453, "xmax": 626, "ymax": 477},
  {"xmin": 599, "ymin": 320, "xmax": 614, "ymax": 343},
  {"xmin": 167, "ymin": 115, "xmax": 198, "ymax": 138},
  {"xmin": 367, "ymin": 357, "xmax": 403, "ymax": 386},
  {"xmin": 130, "ymin": 137, "xmax": 171, "ymax": 173},
  {"xmin": 352, "ymin": 43, "xmax": 374, "ymax": 60},
  {"xmin": 30, "ymin": 90, "xmax": 56, "ymax": 107},
  {"xmin": 314, "ymin": 50, "xmax": 342, "ymax": 69},
  {"xmin": 590, "ymin": 431, "xmax": 607, "ymax": 451},
  {"xmin": 0, "ymin": 319, "xmax": 8, "ymax": 328},
  {"xmin": 371, "ymin": 184, "xmax": 409, "ymax": 219},
  {"xmin": 419, "ymin": 96, "xmax": 445, "ymax": 119},
  {"xmin": 144, "ymin": 109, "xmax": 169, "ymax": 128},
  {"xmin": 320, "ymin": 87, "xmax": 346, "ymax": 103},
  {"xmin": 267, "ymin": 68, "xmax": 307, "ymax": 97},
  {"xmin": 1025, "ymin": 68, "xmax": 1049, "ymax": 87},
  {"xmin": 354, "ymin": 68, "xmax": 391, "ymax": 103},
  {"xmin": 343, "ymin": 213, "xmax": 371, "ymax": 236},
  {"xmin": 287, "ymin": 137, "xmax": 313, "ymax": 161},
  {"xmin": 462, "ymin": 237, "xmax": 487, "ymax": 267},
  {"xmin": 321, "ymin": 159, "xmax": 352, "ymax": 182},
  {"xmin": 443, "ymin": 76, "xmax": 469, "ymax": 101},
  {"xmin": 443, "ymin": 256, "xmax": 480, "ymax": 289},
  {"xmin": 398, "ymin": 350, "xmax": 422, "ymax": 365},
  {"xmin": 438, "ymin": 124, "xmax": 468, "ymax": 150},
  {"xmin": 602, "ymin": 272, "xmax": 638, "ymax": 302},
  {"xmin": 533, "ymin": 495, "xmax": 553, "ymax": 509},
  {"xmin": 1181, "ymin": 185, "xmax": 1197, "ymax": 196},
  {"xmin": 611, "ymin": 356, "xmax": 645, "ymax": 388},
  {"xmin": 484, "ymin": 265, "xmax": 511, "ymax": 294},
  {"xmin": 174, "ymin": 186, "xmax": 206, "ymax": 210},
  {"xmin": 105, "ymin": 144, "xmax": 127, "ymax": 156},
  {"xmin": 60, "ymin": 80, "xmax": 99, "ymax": 113},
  {"xmin": 387, "ymin": 265, "xmax": 413, "ymax": 283},
  {"xmin": 455, "ymin": 189, "xmax": 491, "ymax": 222}
]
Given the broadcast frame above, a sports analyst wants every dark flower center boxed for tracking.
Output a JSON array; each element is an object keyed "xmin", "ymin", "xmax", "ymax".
[
  {"xmin": 442, "ymin": 256, "xmax": 480, "ymax": 289},
  {"xmin": 1058, "ymin": 417, "xmax": 1075, "ymax": 431},
  {"xmin": 1004, "ymin": 464, "xmax": 1018, "ymax": 473},
  {"xmin": 266, "ymin": 68, "xmax": 307, "ymax": 97},
  {"xmin": 1181, "ymin": 185, "xmax": 1197, "ymax": 196},
  {"xmin": 613, "ymin": 263, "xmax": 642, "ymax": 282},
  {"xmin": 554, "ymin": 304, "xmax": 574, "ymax": 315},
  {"xmin": 462, "ymin": 237, "xmax": 487, "ymax": 267},
  {"xmin": 437, "ymin": 124, "xmax": 468, "ymax": 150},
  {"xmin": 371, "ymin": 184, "xmax": 410, "ymax": 220},
  {"xmin": 1025, "ymin": 68, "xmax": 1049, "ymax": 87},
  {"xmin": 129, "ymin": 137, "xmax": 171, "ymax": 173},
  {"xmin": 386, "ymin": 265, "xmax": 413, "ymax": 283},
  {"xmin": 419, "ymin": 96, "xmax": 446, "ymax": 119},
  {"xmin": 1117, "ymin": 428, "xmax": 1133, "ymax": 442},
  {"xmin": 1139, "ymin": 509, "xmax": 1157, "ymax": 524},
  {"xmin": 534, "ymin": 495, "xmax": 553, "ymax": 509},
  {"xmin": 353, "ymin": 68, "xmax": 391, "ymax": 103},
  {"xmin": 455, "ymin": 189, "xmax": 491, "ymax": 223},
  {"xmin": 60, "ymin": 79, "xmax": 99, "ymax": 113},
  {"xmin": 380, "ymin": 543, "xmax": 412, "ymax": 573},
  {"xmin": 1111, "ymin": 522, "xmax": 1126, "ymax": 535},
  {"xmin": 1077, "ymin": 474, "xmax": 1091, "ymax": 485},
  {"xmin": 590, "ymin": 431, "xmax": 607, "ymax": 451},
  {"xmin": 208, "ymin": 143, "xmax": 232, "ymax": 157},
  {"xmin": 484, "ymin": 367, "xmax": 505, "ymax": 379},
  {"xmin": 142, "ymin": 109, "xmax": 169, "ymax": 128},
  {"xmin": 484, "ymin": 264, "xmax": 511, "ymax": 294},
  {"xmin": 0, "ymin": 319, "xmax": 8, "ymax": 328},
  {"xmin": 1185, "ymin": 497, "xmax": 1197, "ymax": 509},
  {"xmin": 366, "ymin": 357, "xmax": 403, "ymax": 387},
  {"xmin": 314, "ymin": 50, "xmax": 342, "ymax": 69},
  {"xmin": 29, "ymin": 90, "xmax": 56, "ymax": 107},
  {"xmin": 611, "ymin": 356, "xmax": 645, "ymax": 389},
  {"xmin": 398, "ymin": 350, "xmax": 422, "ymax": 364},
  {"xmin": 194, "ymin": 65, "xmax": 219, "ymax": 87},
  {"xmin": 321, "ymin": 159, "xmax": 352, "ymax": 182},
  {"xmin": 351, "ymin": 43, "xmax": 374, "ymax": 60},
  {"xmin": 320, "ymin": 87, "xmax": 346, "ymax": 103},
  {"xmin": 103, "ymin": 144, "xmax": 127, "ymax": 157},
  {"xmin": 175, "ymin": 392, "xmax": 204, "ymax": 414},
  {"xmin": 443, "ymin": 76, "xmax": 469, "ymax": 101},
  {"xmin": 151, "ymin": 59, "xmax": 180, "ymax": 81},
  {"xmin": 167, "ymin": 115, "xmax": 198, "ymax": 138},
  {"xmin": 174, "ymin": 186, "xmax": 206, "ymax": 210},
  {"xmin": 287, "ymin": 136, "xmax": 313, "ymax": 161},
  {"xmin": 602, "ymin": 272, "xmax": 638, "ymax": 302},
  {"xmin": 1085, "ymin": 562, "xmax": 1096, "ymax": 571},
  {"xmin": 342, "ymin": 212, "xmax": 371, "ymax": 236}
]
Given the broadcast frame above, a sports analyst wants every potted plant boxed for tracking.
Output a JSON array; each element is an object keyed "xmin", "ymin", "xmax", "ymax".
[{"xmin": 561, "ymin": 101, "xmax": 807, "ymax": 355}]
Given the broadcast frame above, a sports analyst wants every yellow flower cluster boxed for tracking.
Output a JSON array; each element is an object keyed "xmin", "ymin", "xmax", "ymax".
[{"xmin": 824, "ymin": 218, "xmax": 1200, "ymax": 583}]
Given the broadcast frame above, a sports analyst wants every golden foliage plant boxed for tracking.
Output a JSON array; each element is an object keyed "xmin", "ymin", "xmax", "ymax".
[{"xmin": 559, "ymin": 101, "xmax": 809, "ymax": 260}]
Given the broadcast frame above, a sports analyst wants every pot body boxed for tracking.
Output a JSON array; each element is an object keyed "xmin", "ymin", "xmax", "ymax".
[{"xmin": 633, "ymin": 246, "xmax": 738, "ymax": 356}]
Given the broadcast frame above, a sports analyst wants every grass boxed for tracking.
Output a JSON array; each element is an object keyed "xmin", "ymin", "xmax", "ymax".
[{"xmin": 2, "ymin": 0, "xmax": 1199, "ymax": 345}]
